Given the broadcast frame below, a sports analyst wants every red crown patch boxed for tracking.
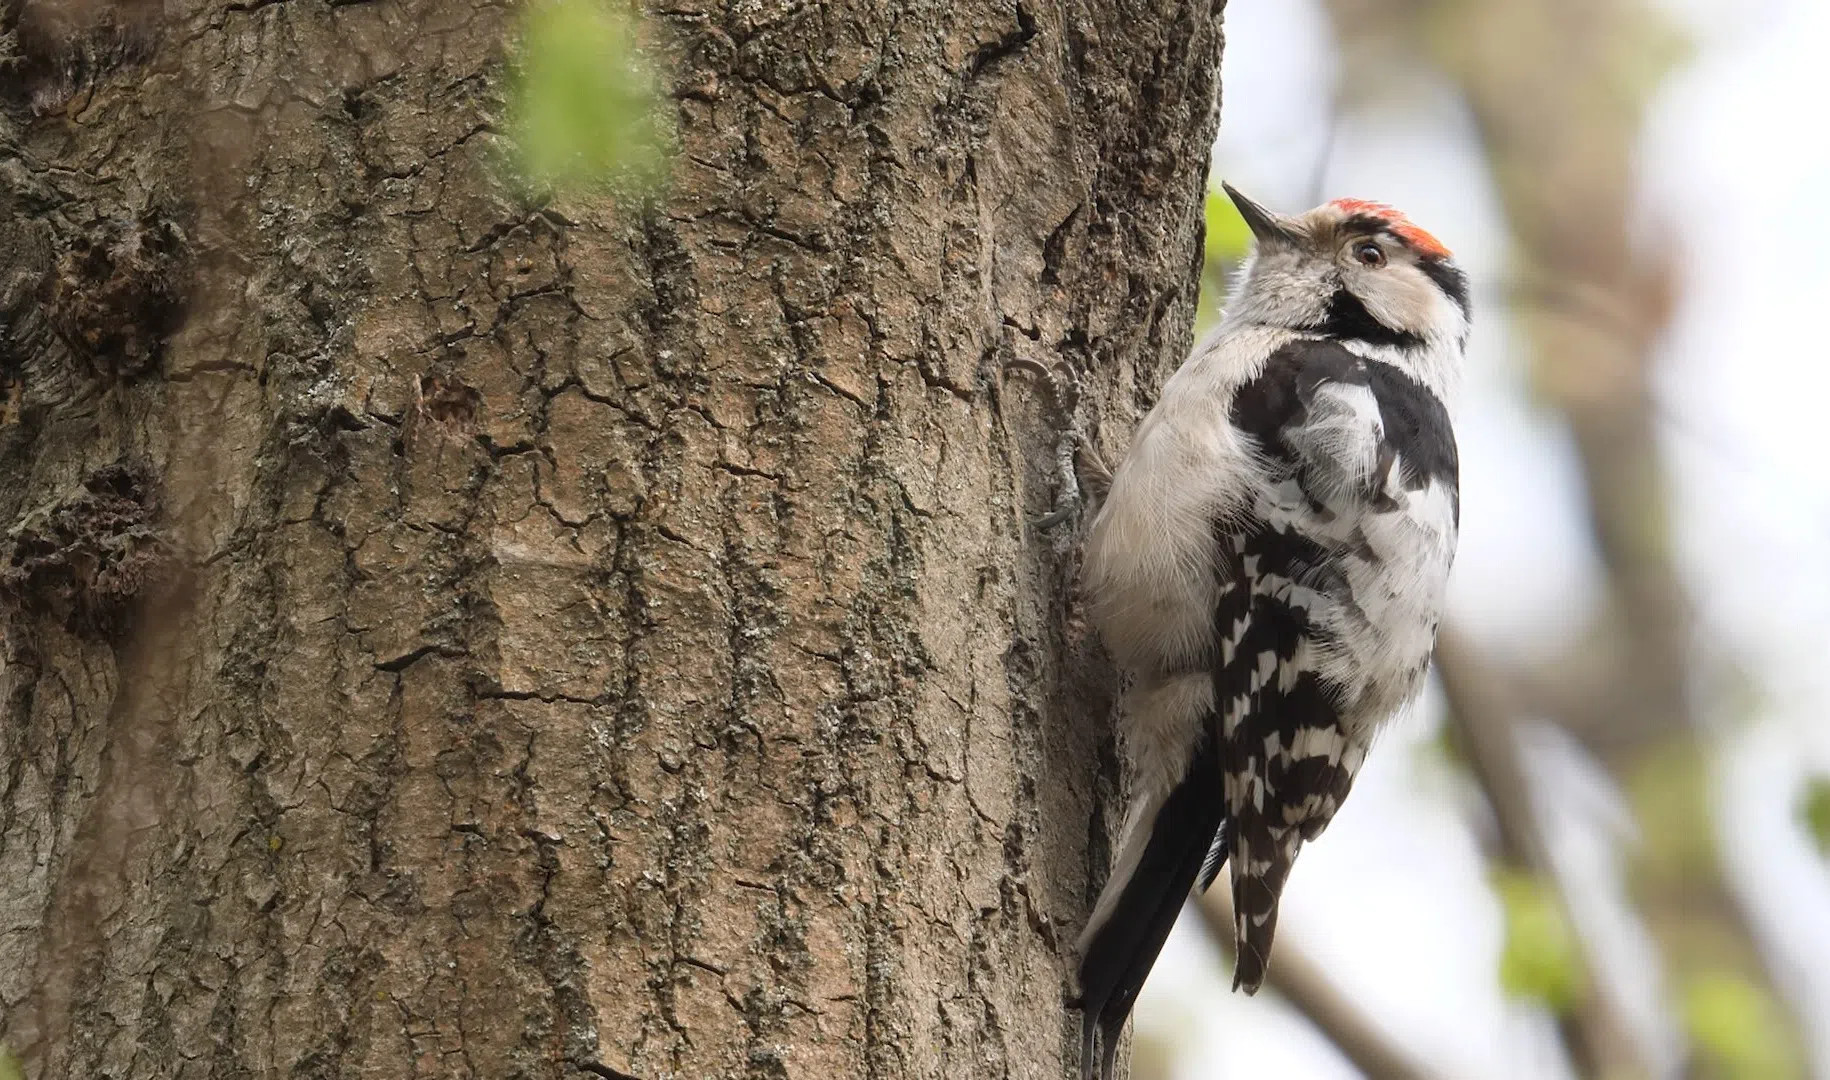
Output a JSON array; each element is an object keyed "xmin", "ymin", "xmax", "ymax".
[{"xmin": 1328, "ymin": 198, "xmax": 1451, "ymax": 260}]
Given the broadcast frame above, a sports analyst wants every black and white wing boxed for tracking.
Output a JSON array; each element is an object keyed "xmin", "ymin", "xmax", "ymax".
[{"xmin": 1216, "ymin": 336, "xmax": 1460, "ymax": 993}]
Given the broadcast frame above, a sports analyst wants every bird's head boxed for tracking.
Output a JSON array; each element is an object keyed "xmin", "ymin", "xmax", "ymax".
[{"xmin": 1219, "ymin": 183, "xmax": 1470, "ymax": 361}]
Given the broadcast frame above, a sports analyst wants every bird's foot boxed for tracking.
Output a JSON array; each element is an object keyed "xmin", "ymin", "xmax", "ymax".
[
  {"xmin": 1003, "ymin": 357, "xmax": 1111, "ymax": 532},
  {"xmin": 1031, "ymin": 429, "xmax": 1111, "ymax": 529}
]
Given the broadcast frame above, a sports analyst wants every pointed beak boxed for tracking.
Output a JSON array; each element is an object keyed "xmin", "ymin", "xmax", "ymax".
[{"xmin": 1222, "ymin": 182, "xmax": 1297, "ymax": 247}]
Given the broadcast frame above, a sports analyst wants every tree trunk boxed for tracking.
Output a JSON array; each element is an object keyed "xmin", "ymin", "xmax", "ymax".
[{"xmin": 0, "ymin": 2, "xmax": 1224, "ymax": 1077}]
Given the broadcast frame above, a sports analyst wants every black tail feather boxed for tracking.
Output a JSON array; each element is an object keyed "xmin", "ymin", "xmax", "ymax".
[
  {"xmin": 1086, "ymin": 867, "xmax": 1191, "ymax": 1078},
  {"xmin": 1099, "ymin": 1010, "xmax": 1124, "ymax": 1080},
  {"xmin": 1228, "ymin": 830, "xmax": 1297, "ymax": 995},
  {"xmin": 1079, "ymin": 1008, "xmax": 1099, "ymax": 1080},
  {"xmin": 1195, "ymin": 820, "xmax": 1231, "ymax": 893},
  {"xmin": 1077, "ymin": 737, "xmax": 1226, "ymax": 1080}
]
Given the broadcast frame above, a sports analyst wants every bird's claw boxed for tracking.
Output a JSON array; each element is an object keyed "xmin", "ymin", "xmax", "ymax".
[{"xmin": 1002, "ymin": 357, "xmax": 1107, "ymax": 532}]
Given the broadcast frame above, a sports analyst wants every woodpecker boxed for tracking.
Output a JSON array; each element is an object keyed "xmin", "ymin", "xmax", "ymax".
[{"xmin": 1072, "ymin": 184, "xmax": 1468, "ymax": 1080}]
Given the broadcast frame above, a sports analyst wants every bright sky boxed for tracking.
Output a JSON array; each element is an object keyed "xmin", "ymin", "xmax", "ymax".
[{"xmin": 1137, "ymin": 1, "xmax": 1830, "ymax": 1076}]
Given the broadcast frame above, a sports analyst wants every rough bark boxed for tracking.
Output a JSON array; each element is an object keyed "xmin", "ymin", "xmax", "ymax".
[{"xmin": 0, "ymin": 1, "xmax": 1225, "ymax": 1078}]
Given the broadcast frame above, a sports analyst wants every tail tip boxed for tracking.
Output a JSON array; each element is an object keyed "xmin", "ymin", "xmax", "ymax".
[{"xmin": 1230, "ymin": 949, "xmax": 1268, "ymax": 996}]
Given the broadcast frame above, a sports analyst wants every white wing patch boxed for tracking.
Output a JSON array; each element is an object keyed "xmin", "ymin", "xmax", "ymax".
[{"xmin": 1277, "ymin": 380, "xmax": 1387, "ymax": 506}]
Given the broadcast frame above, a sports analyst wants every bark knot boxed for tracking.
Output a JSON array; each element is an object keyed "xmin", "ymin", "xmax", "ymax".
[
  {"xmin": 46, "ymin": 211, "xmax": 188, "ymax": 379},
  {"xmin": 417, "ymin": 372, "xmax": 483, "ymax": 429},
  {"xmin": 2, "ymin": 0, "xmax": 163, "ymax": 113},
  {"xmin": 1, "ymin": 460, "xmax": 171, "ymax": 636}
]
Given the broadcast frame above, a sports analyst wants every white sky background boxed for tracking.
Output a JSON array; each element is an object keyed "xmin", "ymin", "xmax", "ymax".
[{"xmin": 1136, "ymin": 0, "xmax": 1830, "ymax": 1076}]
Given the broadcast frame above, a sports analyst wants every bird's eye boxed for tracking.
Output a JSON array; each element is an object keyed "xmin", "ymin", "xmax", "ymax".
[{"xmin": 1353, "ymin": 240, "xmax": 1386, "ymax": 267}]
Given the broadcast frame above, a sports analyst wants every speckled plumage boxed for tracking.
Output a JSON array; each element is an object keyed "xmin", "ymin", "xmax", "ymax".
[{"xmin": 1074, "ymin": 186, "xmax": 1468, "ymax": 1080}]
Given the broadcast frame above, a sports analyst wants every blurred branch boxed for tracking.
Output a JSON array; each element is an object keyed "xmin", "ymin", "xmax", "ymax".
[
  {"xmin": 1318, "ymin": 0, "xmax": 1817, "ymax": 1072},
  {"xmin": 1434, "ymin": 632, "xmax": 1550, "ymax": 870},
  {"xmin": 1193, "ymin": 891, "xmax": 1447, "ymax": 1080},
  {"xmin": 1304, "ymin": 96, "xmax": 1341, "ymax": 207},
  {"xmin": 1435, "ymin": 630, "xmax": 1653, "ymax": 1080}
]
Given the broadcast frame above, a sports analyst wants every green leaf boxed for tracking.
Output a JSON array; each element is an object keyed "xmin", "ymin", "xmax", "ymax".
[
  {"xmin": 508, "ymin": 0, "xmax": 670, "ymax": 193},
  {"xmin": 1491, "ymin": 868, "xmax": 1583, "ymax": 1010},
  {"xmin": 1683, "ymin": 972, "xmax": 1803, "ymax": 1080},
  {"xmin": 0, "ymin": 1044, "xmax": 22, "ymax": 1080},
  {"xmin": 1800, "ymin": 776, "xmax": 1830, "ymax": 857},
  {"xmin": 1203, "ymin": 187, "xmax": 1253, "ymax": 265}
]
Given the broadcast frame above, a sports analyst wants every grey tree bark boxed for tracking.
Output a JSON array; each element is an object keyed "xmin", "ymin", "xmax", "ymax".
[{"xmin": 0, "ymin": 1, "xmax": 1224, "ymax": 1077}]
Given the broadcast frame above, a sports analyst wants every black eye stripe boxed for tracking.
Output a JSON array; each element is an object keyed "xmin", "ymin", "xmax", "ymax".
[
  {"xmin": 1417, "ymin": 257, "xmax": 1471, "ymax": 315},
  {"xmin": 1341, "ymin": 216, "xmax": 1434, "ymax": 258}
]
